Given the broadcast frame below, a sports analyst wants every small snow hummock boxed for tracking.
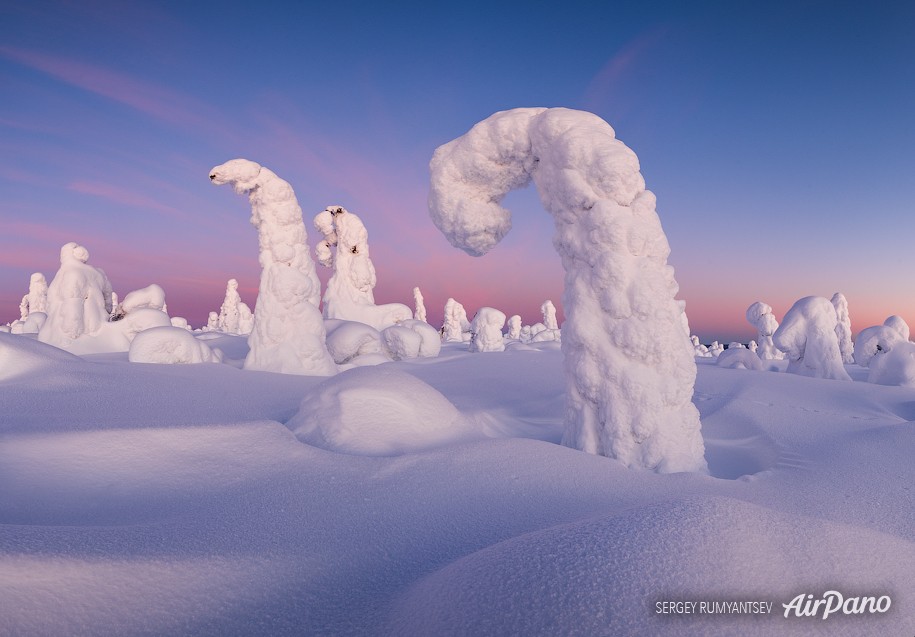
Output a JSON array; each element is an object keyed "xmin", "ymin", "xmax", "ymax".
[
  {"xmin": 286, "ymin": 366, "xmax": 482, "ymax": 456},
  {"xmin": 413, "ymin": 287, "xmax": 427, "ymax": 323},
  {"xmin": 867, "ymin": 341, "xmax": 915, "ymax": 387},
  {"xmin": 441, "ymin": 298, "xmax": 471, "ymax": 343},
  {"xmin": 128, "ymin": 326, "xmax": 223, "ymax": 364},
  {"xmin": 469, "ymin": 307, "xmax": 506, "ymax": 353},
  {"xmin": 38, "ymin": 242, "xmax": 114, "ymax": 351},
  {"xmin": 716, "ymin": 347, "xmax": 764, "ymax": 371},
  {"xmin": 429, "ymin": 107, "xmax": 706, "ymax": 473},
  {"xmin": 313, "ymin": 205, "xmax": 412, "ymax": 331},
  {"xmin": 209, "ymin": 159, "xmax": 336, "ymax": 376},
  {"xmin": 745, "ymin": 301, "xmax": 784, "ymax": 361},
  {"xmin": 708, "ymin": 341, "xmax": 724, "ymax": 357},
  {"xmin": 772, "ymin": 296, "xmax": 851, "ymax": 381},
  {"xmin": 830, "ymin": 293, "xmax": 854, "ymax": 364}
]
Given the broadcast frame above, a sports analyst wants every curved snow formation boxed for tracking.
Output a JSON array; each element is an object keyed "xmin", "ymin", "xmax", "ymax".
[
  {"xmin": 716, "ymin": 347, "xmax": 764, "ymax": 371},
  {"xmin": 429, "ymin": 107, "xmax": 705, "ymax": 473},
  {"xmin": 412, "ymin": 287, "xmax": 427, "ymax": 323},
  {"xmin": 38, "ymin": 242, "xmax": 114, "ymax": 351},
  {"xmin": 313, "ymin": 205, "xmax": 412, "ymax": 331},
  {"xmin": 773, "ymin": 296, "xmax": 851, "ymax": 381},
  {"xmin": 883, "ymin": 314, "xmax": 910, "ymax": 341},
  {"xmin": 209, "ymin": 159, "xmax": 336, "ymax": 376}
]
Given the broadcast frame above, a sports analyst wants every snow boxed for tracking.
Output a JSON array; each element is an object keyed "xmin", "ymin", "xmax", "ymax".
[
  {"xmin": 716, "ymin": 347, "xmax": 764, "ymax": 371},
  {"xmin": 854, "ymin": 323, "xmax": 906, "ymax": 368},
  {"xmin": 286, "ymin": 366, "xmax": 482, "ymax": 455},
  {"xmin": 429, "ymin": 107, "xmax": 705, "ymax": 473},
  {"xmin": 128, "ymin": 326, "xmax": 223, "ymax": 364},
  {"xmin": 469, "ymin": 307, "xmax": 507, "ymax": 353},
  {"xmin": 773, "ymin": 296, "xmax": 851, "ymax": 381},
  {"xmin": 831, "ymin": 292, "xmax": 854, "ymax": 363},
  {"xmin": 119, "ymin": 283, "xmax": 166, "ymax": 314},
  {"xmin": 217, "ymin": 278, "xmax": 254, "ymax": 335},
  {"xmin": 506, "ymin": 314, "xmax": 522, "ymax": 340},
  {"xmin": 0, "ymin": 339, "xmax": 912, "ymax": 635},
  {"xmin": 866, "ymin": 341, "xmax": 915, "ymax": 387},
  {"xmin": 746, "ymin": 301, "xmax": 785, "ymax": 360},
  {"xmin": 209, "ymin": 159, "xmax": 336, "ymax": 376},
  {"xmin": 441, "ymin": 297, "xmax": 471, "ymax": 342},
  {"xmin": 19, "ymin": 272, "xmax": 48, "ymax": 319},
  {"xmin": 883, "ymin": 314, "xmax": 910, "ymax": 340},
  {"xmin": 313, "ymin": 205, "xmax": 412, "ymax": 330},
  {"xmin": 37, "ymin": 242, "xmax": 114, "ymax": 351},
  {"xmin": 324, "ymin": 319, "xmax": 385, "ymax": 365},
  {"xmin": 413, "ymin": 286, "xmax": 427, "ymax": 322}
]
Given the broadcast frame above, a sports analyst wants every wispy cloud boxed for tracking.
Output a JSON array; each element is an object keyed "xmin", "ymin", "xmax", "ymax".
[
  {"xmin": 0, "ymin": 46, "xmax": 232, "ymax": 140},
  {"xmin": 582, "ymin": 27, "xmax": 670, "ymax": 114},
  {"xmin": 66, "ymin": 181, "xmax": 188, "ymax": 220}
]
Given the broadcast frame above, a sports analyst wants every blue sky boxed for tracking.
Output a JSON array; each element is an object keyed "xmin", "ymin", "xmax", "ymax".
[{"xmin": 2, "ymin": 1, "xmax": 914, "ymax": 340}]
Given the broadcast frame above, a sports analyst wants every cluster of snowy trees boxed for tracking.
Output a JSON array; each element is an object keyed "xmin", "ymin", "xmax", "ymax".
[{"xmin": 9, "ymin": 107, "xmax": 915, "ymax": 477}]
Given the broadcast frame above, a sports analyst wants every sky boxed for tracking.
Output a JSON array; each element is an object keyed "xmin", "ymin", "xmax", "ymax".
[{"xmin": 1, "ymin": 0, "xmax": 914, "ymax": 342}]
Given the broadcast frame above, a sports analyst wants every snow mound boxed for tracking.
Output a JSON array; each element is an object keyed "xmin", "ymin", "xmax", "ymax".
[
  {"xmin": 387, "ymin": 496, "xmax": 913, "ymax": 636},
  {"xmin": 325, "ymin": 319, "xmax": 384, "ymax": 365},
  {"xmin": 287, "ymin": 366, "xmax": 481, "ymax": 455},
  {"xmin": 119, "ymin": 283, "xmax": 166, "ymax": 314},
  {"xmin": 831, "ymin": 293, "xmax": 854, "ymax": 363},
  {"xmin": 128, "ymin": 326, "xmax": 223, "ymax": 364},
  {"xmin": 0, "ymin": 332, "xmax": 82, "ymax": 381},
  {"xmin": 716, "ymin": 347, "xmax": 764, "ymax": 370}
]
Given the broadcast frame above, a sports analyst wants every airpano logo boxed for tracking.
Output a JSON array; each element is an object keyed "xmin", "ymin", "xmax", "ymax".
[{"xmin": 782, "ymin": 591, "xmax": 891, "ymax": 619}]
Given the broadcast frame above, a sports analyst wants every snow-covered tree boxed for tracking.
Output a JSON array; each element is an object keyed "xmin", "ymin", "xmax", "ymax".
[
  {"xmin": 428, "ymin": 107, "xmax": 705, "ymax": 473},
  {"xmin": 773, "ymin": 296, "xmax": 850, "ymax": 380},
  {"xmin": 38, "ymin": 242, "xmax": 114, "ymax": 350},
  {"xmin": 313, "ymin": 205, "xmax": 411, "ymax": 330},
  {"xmin": 413, "ymin": 287, "xmax": 427, "ymax": 323},
  {"xmin": 853, "ymin": 323, "xmax": 906, "ymax": 368},
  {"xmin": 209, "ymin": 159, "xmax": 336, "ymax": 375},
  {"xmin": 119, "ymin": 284, "xmax": 166, "ymax": 315},
  {"xmin": 470, "ymin": 307, "xmax": 506, "ymax": 353},
  {"xmin": 746, "ymin": 301, "xmax": 784, "ymax": 361},
  {"xmin": 441, "ymin": 298, "xmax": 471, "ymax": 343},
  {"xmin": 216, "ymin": 278, "xmax": 253, "ymax": 335},
  {"xmin": 19, "ymin": 273, "xmax": 48, "ymax": 320},
  {"xmin": 830, "ymin": 293, "xmax": 854, "ymax": 364},
  {"xmin": 506, "ymin": 314, "xmax": 522, "ymax": 340}
]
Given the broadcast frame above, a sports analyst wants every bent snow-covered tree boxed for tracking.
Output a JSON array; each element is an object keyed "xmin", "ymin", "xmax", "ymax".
[
  {"xmin": 209, "ymin": 159, "xmax": 336, "ymax": 376},
  {"xmin": 429, "ymin": 107, "xmax": 706, "ymax": 473}
]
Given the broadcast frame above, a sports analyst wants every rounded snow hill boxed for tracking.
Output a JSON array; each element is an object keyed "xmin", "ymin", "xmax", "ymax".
[
  {"xmin": 287, "ymin": 366, "xmax": 482, "ymax": 455},
  {"xmin": 128, "ymin": 326, "xmax": 222, "ymax": 365},
  {"xmin": 0, "ymin": 332, "xmax": 82, "ymax": 381}
]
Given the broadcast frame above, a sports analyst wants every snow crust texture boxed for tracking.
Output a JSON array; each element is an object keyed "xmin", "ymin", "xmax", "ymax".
[
  {"xmin": 209, "ymin": 159, "xmax": 336, "ymax": 376},
  {"xmin": 429, "ymin": 107, "xmax": 705, "ymax": 472},
  {"xmin": 773, "ymin": 296, "xmax": 851, "ymax": 381}
]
